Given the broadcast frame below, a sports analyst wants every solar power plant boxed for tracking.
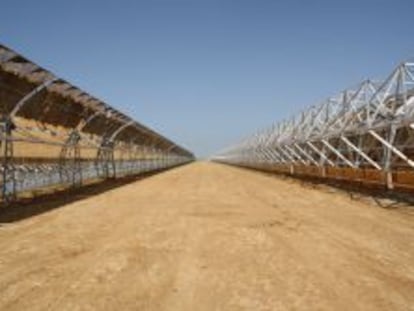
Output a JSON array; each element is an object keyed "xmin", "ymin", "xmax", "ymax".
[
  {"xmin": 0, "ymin": 44, "xmax": 194, "ymax": 203},
  {"xmin": 213, "ymin": 62, "xmax": 414, "ymax": 191},
  {"xmin": 0, "ymin": 44, "xmax": 413, "ymax": 311}
]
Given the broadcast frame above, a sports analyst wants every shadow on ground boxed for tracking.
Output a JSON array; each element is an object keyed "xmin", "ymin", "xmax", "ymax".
[{"xmin": 0, "ymin": 166, "xmax": 184, "ymax": 224}]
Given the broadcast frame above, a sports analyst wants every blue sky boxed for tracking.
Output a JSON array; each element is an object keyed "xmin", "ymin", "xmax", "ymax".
[{"xmin": 2, "ymin": 0, "xmax": 414, "ymax": 157}]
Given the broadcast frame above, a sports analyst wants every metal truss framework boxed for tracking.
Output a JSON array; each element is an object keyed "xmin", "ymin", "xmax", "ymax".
[
  {"xmin": 213, "ymin": 61, "xmax": 414, "ymax": 191},
  {"xmin": 0, "ymin": 44, "xmax": 194, "ymax": 203}
]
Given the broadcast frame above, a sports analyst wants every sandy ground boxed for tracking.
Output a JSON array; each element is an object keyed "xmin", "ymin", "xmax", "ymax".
[{"xmin": 0, "ymin": 162, "xmax": 413, "ymax": 310}]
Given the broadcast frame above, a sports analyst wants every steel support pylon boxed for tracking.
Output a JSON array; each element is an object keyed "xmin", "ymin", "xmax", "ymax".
[
  {"xmin": 96, "ymin": 138, "xmax": 115, "ymax": 179},
  {"xmin": 59, "ymin": 131, "xmax": 82, "ymax": 187},
  {"xmin": 0, "ymin": 117, "xmax": 16, "ymax": 203}
]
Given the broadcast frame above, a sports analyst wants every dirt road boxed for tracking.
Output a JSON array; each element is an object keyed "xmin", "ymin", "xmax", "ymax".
[{"xmin": 0, "ymin": 162, "xmax": 413, "ymax": 310}]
